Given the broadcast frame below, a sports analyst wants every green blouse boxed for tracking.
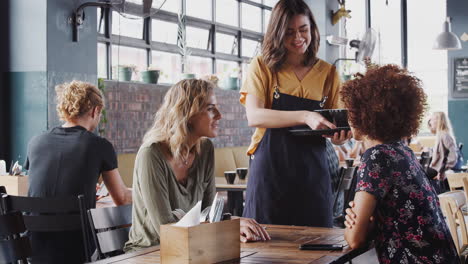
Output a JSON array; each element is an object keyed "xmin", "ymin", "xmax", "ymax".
[{"xmin": 124, "ymin": 139, "xmax": 216, "ymax": 252}]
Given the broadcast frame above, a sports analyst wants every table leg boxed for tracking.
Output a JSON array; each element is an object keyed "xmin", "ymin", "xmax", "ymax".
[{"xmin": 227, "ymin": 191, "xmax": 244, "ymax": 216}]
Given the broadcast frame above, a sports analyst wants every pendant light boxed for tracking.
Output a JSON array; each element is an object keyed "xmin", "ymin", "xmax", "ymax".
[{"xmin": 433, "ymin": 17, "xmax": 462, "ymax": 50}]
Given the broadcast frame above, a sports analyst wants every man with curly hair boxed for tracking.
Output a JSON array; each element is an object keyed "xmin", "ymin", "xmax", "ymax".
[
  {"xmin": 25, "ymin": 80, "xmax": 131, "ymax": 263},
  {"xmin": 342, "ymin": 65, "xmax": 459, "ymax": 263}
]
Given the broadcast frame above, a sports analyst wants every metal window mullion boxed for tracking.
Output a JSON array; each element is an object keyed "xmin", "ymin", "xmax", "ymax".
[
  {"xmin": 366, "ymin": 0, "xmax": 371, "ymax": 28},
  {"xmin": 144, "ymin": 17, "xmax": 151, "ymax": 67},
  {"xmin": 107, "ymin": 9, "xmax": 113, "ymax": 79},
  {"xmin": 401, "ymin": 0, "xmax": 408, "ymax": 68}
]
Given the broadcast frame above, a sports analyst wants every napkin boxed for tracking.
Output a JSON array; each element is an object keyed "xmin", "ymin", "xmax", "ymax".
[{"xmin": 173, "ymin": 201, "xmax": 201, "ymax": 227}]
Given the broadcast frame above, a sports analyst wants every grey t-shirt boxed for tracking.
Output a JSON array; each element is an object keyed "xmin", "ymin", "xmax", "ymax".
[
  {"xmin": 26, "ymin": 126, "xmax": 117, "ymax": 208},
  {"xmin": 124, "ymin": 139, "xmax": 215, "ymax": 251}
]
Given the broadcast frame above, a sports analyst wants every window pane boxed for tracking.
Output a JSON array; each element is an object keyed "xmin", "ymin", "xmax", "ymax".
[
  {"xmin": 264, "ymin": 0, "xmax": 278, "ymax": 7},
  {"xmin": 187, "ymin": 0, "xmax": 212, "ymax": 20},
  {"xmin": 186, "ymin": 56, "xmax": 212, "ymax": 78},
  {"xmin": 97, "ymin": 7, "xmax": 104, "ymax": 34},
  {"xmin": 111, "ymin": 45, "xmax": 147, "ymax": 81},
  {"xmin": 216, "ymin": 33, "xmax": 237, "ymax": 55},
  {"xmin": 370, "ymin": 1, "xmax": 402, "ymax": 65},
  {"xmin": 217, "ymin": 60, "xmax": 239, "ymax": 89},
  {"xmin": 216, "ymin": 0, "xmax": 238, "ymax": 27},
  {"xmin": 151, "ymin": 51, "xmax": 181, "ymax": 84},
  {"xmin": 241, "ymin": 62, "xmax": 250, "ymax": 85},
  {"xmin": 242, "ymin": 38, "xmax": 261, "ymax": 58},
  {"xmin": 187, "ymin": 26, "xmax": 209, "ymax": 50},
  {"xmin": 160, "ymin": 0, "xmax": 179, "ymax": 13},
  {"xmin": 408, "ymin": 0, "xmax": 447, "ymax": 118},
  {"xmin": 112, "ymin": 11, "xmax": 143, "ymax": 39},
  {"xmin": 264, "ymin": 9, "xmax": 271, "ymax": 33},
  {"xmin": 98, "ymin": 43, "xmax": 107, "ymax": 78},
  {"xmin": 152, "ymin": 19, "xmax": 178, "ymax": 44},
  {"xmin": 241, "ymin": 3, "xmax": 261, "ymax": 32}
]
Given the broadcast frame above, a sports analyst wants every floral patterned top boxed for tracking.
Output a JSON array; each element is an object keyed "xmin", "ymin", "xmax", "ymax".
[{"xmin": 356, "ymin": 141, "xmax": 459, "ymax": 264}]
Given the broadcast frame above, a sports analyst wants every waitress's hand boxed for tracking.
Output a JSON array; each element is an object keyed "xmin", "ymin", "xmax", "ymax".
[
  {"xmin": 303, "ymin": 111, "xmax": 336, "ymax": 130},
  {"xmin": 328, "ymin": 130, "xmax": 352, "ymax": 145},
  {"xmin": 238, "ymin": 217, "xmax": 271, "ymax": 242}
]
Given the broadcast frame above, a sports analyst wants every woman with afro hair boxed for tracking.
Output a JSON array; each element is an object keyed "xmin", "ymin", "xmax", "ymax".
[{"xmin": 342, "ymin": 65, "xmax": 459, "ymax": 263}]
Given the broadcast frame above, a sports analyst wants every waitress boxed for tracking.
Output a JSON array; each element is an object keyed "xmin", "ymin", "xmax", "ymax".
[{"xmin": 240, "ymin": 0, "xmax": 351, "ymax": 227}]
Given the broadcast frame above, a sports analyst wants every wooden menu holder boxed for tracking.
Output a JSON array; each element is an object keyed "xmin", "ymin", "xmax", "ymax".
[
  {"xmin": 160, "ymin": 218, "xmax": 240, "ymax": 264},
  {"xmin": 0, "ymin": 175, "xmax": 29, "ymax": 195}
]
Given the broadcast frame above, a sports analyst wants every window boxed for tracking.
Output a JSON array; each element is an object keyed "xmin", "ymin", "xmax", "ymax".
[
  {"xmin": 187, "ymin": 26, "xmax": 210, "ymax": 50},
  {"xmin": 216, "ymin": 33, "xmax": 237, "ymax": 55},
  {"xmin": 407, "ymin": 0, "xmax": 448, "ymax": 118},
  {"xmin": 98, "ymin": 0, "xmax": 270, "ymax": 86},
  {"xmin": 187, "ymin": 0, "xmax": 211, "ymax": 20},
  {"xmin": 111, "ymin": 45, "xmax": 147, "ymax": 81},
  {"xmin": 151, "ymin": 51, "xmax": 181, "ymax": 84},
  {"xmin": 216, "ymin": 0, "xmax": 239, "ymax": 27},
  {"xmin": 370, "ymin": 1, "xmax": 402, "ymax": 65},
  {"xmin": 241, "ymin": 3, "xmax": 262, "ymax": 32},
  {"xmin": 98, "ymin": 43, "xmax": 107, "ymax": 78},
  {"xmin": 112, "ymin": 11, "xmax": 143, "ymax": 39},
  {"xmin": 152, "ymin": 19, "xmax": 178, "ymax": 44}
]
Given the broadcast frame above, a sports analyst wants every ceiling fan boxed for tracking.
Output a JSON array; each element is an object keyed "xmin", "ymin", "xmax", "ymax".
[{"xmin": 72, "ymin": 0, "xmax": 167, "ymax": 42}]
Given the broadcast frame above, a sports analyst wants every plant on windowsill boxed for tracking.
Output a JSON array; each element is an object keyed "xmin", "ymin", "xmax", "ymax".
[
  {"xmin": 117, "ymin": 64, "xmax": 137, "ymax": 82},
  {"xmin": 97, "ymin": 78, "xmax": 108, "ymax": 135},
  {"xmin": 141, "ymin": 65, "xmax": 161, "ymax": 84},
  {"xmin": 177, "ymin": 8, "xmax": 195, "ymax": 80},
  {"xmin": 222, "ymin": 67, "xmax": 241, "ymax": 90}
]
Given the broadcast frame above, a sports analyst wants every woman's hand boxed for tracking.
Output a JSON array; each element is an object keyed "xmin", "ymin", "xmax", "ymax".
[
  {"xmin": 344, "ymin": 201, "xmax": 374, "ymax": 229},
  {"xmin": 239, "ymin": 217, "xmax": 271, "ymax": 243},
  {"xmin": 303, "ymin": 112, "xmax": 336, "ymax": 130},
  {"xmin": 328, "ymin": 130, "xmax": 352, "ymax": 145}
]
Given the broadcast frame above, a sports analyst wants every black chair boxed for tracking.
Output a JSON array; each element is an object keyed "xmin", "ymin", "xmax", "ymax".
[
  {"xmin": 87, "ymin": 204, "xmax": 132, "ymax": 260},
  {"xmin": 1, "ymin": 194, "xmax": 91, "ymax": 263},
  {"xmin": 333, "ymin": 166, "xmax": 358, "ymax": 228},
  {"xmin": 0, "ymin": 211, "xmax": 32, "ymax": 263}
]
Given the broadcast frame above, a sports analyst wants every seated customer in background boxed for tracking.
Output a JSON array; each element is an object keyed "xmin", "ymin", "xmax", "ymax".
[
  {"xmin": 341, "ymin": 65, "xmax": 459, "ymax": 263},
  {"xmin": 124, "ymin": 79, "xmax": 270, "ymax": 252},
  {"xmin": 428, "ymin": 111, "xmax": 459, "ymax": 193},
  {"xmin": 26, "ymin": 80, "xmax": 132, "ymax": 263}
]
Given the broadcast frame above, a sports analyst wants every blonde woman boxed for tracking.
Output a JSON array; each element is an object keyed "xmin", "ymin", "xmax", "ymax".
[
  {"xmin": 428, "ymin": 112, "xmax": 459, "ymax": 191},
  {"xmin": 124, "ymin": 79, "xmax": 269, "ymax": 252},
  {"xmin": 25, "ymin": 80, "xmax": 131, "ymax": 263}
]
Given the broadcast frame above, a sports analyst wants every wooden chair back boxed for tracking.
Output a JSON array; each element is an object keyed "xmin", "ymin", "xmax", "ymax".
[
  {"xmin": 1, "ymin": 194, "xmax": 91, "ymax": 262},
  {"xmin": 88, "ymin": 204, "xmax": 132, "ymax": 259},
  {"xmin": 0, "ymin": 211, "xmax": 32, "ymax": 263},
  {"xmin": 439, "ymin": 191, "xmax": 468, "ymax": 259},
  {"xmin": 447, "ymin": 172, "xmax": 468, "ymax": 191}
]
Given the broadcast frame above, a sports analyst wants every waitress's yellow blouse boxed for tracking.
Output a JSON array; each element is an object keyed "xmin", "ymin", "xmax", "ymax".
[{"xmin": 240, "ymin": 56, "xmax": 342, "ymax": 155}]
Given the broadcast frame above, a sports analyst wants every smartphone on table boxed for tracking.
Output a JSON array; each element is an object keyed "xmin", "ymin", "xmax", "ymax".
[{"xmin": 299, "ymin": 243, "xmax": 343, "ymax": 251}]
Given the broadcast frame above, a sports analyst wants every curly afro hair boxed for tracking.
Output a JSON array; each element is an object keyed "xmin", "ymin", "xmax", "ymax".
[{"xmin": 340, "ymin": 64, "xmax": 427, "ymax": 143}]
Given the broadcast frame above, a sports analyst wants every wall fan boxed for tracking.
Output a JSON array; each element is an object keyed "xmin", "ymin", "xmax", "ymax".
[
  {"xmin": 329, "ymin": 28, "xmax": 377, "ymax": 66},
  {"xmin": 72, "ymin": 0, "xmax": 167, "ymax": 41}
]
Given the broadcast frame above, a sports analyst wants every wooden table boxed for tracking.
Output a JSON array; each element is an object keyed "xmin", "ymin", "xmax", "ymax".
[
  {"xmin": 90, "ymin": 224, "xmax": 370, "ymax": 264},
  {"xmin": 216, "ymin": 177, "xmax": 247, "ymax": 217}
]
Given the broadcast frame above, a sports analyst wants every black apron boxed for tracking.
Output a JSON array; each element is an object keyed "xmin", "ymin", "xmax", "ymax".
[{"xmin": 243, "ymin": 71, "xmax": 333, "ymax": 227}]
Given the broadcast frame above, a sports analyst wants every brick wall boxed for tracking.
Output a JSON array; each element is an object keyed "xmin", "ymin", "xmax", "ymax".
[{"xmin": 101, "ymin": 80, "xmax": 254, "ymax": 153}]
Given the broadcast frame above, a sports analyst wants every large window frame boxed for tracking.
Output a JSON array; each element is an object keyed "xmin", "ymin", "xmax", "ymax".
[{"xmin": 98, "ymin": 0, "xmax": 273, "ymax": 83}]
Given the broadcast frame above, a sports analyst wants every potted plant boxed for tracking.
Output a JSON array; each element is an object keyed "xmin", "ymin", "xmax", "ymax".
[
  {"xmin": 141, "ymin": 65, "xmax": 160, "ymax": 84},
  {"xmin": 117, "ymin": 64, "xmax": 137, "ymax": 82},
  {"xmin": 177, "ymin": 8, "xmax": 195, "ymax": 80},
  {"xmin": 222, "ymin": 67, "xmax": 240, "ymax": 90}
]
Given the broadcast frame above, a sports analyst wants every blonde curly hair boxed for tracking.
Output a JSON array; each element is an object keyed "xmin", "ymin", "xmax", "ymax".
[
  {"xmin": 143, "ymin": 79, "xmax": 215, "ymax": 161},
  {"xmin": 55, "ymin": 80, "xmax": 104, "ymax": 122}
]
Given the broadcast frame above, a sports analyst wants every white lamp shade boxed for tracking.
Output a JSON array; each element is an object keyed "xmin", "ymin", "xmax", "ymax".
[{"xmin": 433, "ymin": 18, "xmax": 462, "ymax": 50}]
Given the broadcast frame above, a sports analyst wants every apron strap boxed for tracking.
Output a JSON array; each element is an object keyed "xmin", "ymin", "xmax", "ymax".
[
  {"xmin": 273, "ymin": 72, "xmax": 280, "ymax": 99},
  {"xmin": 320, "ymin": 65, "xmax": 336, "ymax": 108}
]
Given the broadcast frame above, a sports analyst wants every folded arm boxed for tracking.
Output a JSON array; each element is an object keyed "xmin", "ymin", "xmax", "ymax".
[{"xmin": 344, "ymin": 191, "xmax": 377, "ymax": 249}]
